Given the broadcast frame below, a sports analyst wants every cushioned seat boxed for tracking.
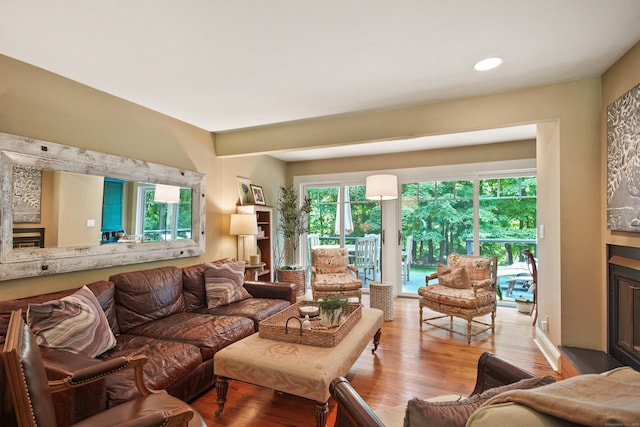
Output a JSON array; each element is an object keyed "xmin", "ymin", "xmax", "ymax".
[
  {"xmin": 311, "ymin": 248, "xmax": 363, "ymax": 301},
  {"xmin": 202, "ymin": 297, "xmax": 291, "ymax": 330},
  {"xmin": 418, "ymin": 254, "xmax": 498, "ymax": 343},
  {"xmin": 99, "ymin": 334, "xmax": 203, "ymax": 407}
]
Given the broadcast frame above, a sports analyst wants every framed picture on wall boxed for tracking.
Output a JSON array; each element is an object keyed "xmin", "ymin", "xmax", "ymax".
[
  {"xmin": 251, "ymin": 184, "xmax": 266, "ymax": 205},
  {"xmin": 607, "ymin": 81, "xmax": 640, "ymax": 232},
  {"xmin": 237, "ymin": 177, "xmax": 254, "ymax": 205}
]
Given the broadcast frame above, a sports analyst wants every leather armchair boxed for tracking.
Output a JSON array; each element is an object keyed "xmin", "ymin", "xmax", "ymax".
[
  {"xmin": 329, "ymin": 352, "xmax": 536, "ymax": 427},
  {"xmin": 2, "ymin": 310, "xmax": 207, "ymax": 427}
]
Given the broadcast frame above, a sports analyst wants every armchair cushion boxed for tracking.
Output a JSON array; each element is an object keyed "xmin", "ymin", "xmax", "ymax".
[
  {"xmin": 403, "ymin": 375, "xmax": 556, "ymax": 427},
  {"xmin": 312, "ymin": 273, "xmax": 362, "ymax": 289},
  {"xmin": 437, "ymin": 263, "xmax": 471, "ymax": 289},
  {"xmin": 418, "ymin": 285, "xmax": 496, "ymax": 309},
  {"xmin": 312, "ymin": 248, "xmax": 350, "ymax": 274},
  {"xmin": 27, "ymin": 285, "xmax": 117, "ymax": 358},
  {"xmin": 447, "ymin": 254, "xmax": 493, "ymax": 282},
  {"xmin": 204, "ymin": 261, "xmax": 252, "ymax": 308}
]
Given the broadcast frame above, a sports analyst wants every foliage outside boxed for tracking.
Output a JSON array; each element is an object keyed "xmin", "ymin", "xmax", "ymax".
[
  {"xmin": 306, "ymin": 177, "xmax": 537, "ymax": 269},
  {"xmin": 143, "ymin": 188, "xmax": 192, "ymax": 242}
]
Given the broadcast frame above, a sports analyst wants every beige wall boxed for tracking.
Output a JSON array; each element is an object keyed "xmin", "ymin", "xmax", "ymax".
[
  {"xmin": 601, "ymin": 42, "xmax": 640, "ymax": 249},
  {"xmin": 0, "ymin": 54, "xmax": 287, "ymax": 300},
  {"xmin": 221, "ymin": 77, "xmax": 603, "ymax": 355},
  {"xmin": 600, "ymin": 42, "xmax": 640, "ymax": 349},
  {"xmin": 54, "ymin": 171, "xmax": 104, "ymax": 247},
  {"xmin": 3, "ymin": 38, "xmax": 640, "ymax": 357}
]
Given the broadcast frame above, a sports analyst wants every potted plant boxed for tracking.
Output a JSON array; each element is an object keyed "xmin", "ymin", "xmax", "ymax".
[
  {"xmin": 318, "ymin": 295, "xmax": 351, "ymax": 327},
  {"xmin": 276, "ymin": 184, "xmax": 312, "ymax": 293}
]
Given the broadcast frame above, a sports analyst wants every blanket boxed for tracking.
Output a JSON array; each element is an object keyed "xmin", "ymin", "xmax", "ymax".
[{"xmin": 482, "ymin": 370, "xmax": 640, "ymax": 426}]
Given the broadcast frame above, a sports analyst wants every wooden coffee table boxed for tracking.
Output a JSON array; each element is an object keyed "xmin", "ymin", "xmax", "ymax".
[{"xmin": 213, "ymin": 307, "xmax": 383, "ymax": 427}]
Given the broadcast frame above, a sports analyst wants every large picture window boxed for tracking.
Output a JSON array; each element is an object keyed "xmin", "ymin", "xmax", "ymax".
[
  {"xmin": 400, "ymin": 175, "xmax": 536, "ymax": 300},
  {"xmin": 299, "ymin": 170, "xmax": 536, "ymax": 301}
]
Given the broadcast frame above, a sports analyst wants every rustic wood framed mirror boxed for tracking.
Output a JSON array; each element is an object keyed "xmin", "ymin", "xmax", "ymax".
[{"xmin": 0, "ymin": 132, "xmax": 205, "ymax": 281}]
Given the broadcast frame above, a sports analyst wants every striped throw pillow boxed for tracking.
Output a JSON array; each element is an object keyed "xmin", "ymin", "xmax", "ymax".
[
  {"xmin": 204, "ymin": 261, "xmax": 252, "ymax": 308},
  {"xmin": 27, "ymin": 285, "xmax": 117, "ymax": 357}
]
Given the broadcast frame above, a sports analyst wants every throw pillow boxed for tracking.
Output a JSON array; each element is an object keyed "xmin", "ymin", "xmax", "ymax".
[
  {"xmin": 437, "ymin": 263, "xmax": 471, "ymax": 289},
  {"xmin": 27, "ymin": 285, "xmax": 117, "ymax": 357},
  {"xmin": 204, "ymin": 260, "xmax": 252, "ymax": 308},
  {"xmin": 403, "ymin": 375, "xmax": 556, "ymax": 427}
]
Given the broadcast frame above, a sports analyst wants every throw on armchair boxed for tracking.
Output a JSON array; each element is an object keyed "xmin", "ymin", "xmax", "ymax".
[
  {"xmin": 418, "ymin": 254, "xmax": 498, "ymax": 343},
  {"xmin": 311, "ymin": 248, "xmax": 362, "ymax": 301},
  {"xmin": 330, "ymin": 351, "xmax": 554, "ymax": 427}
]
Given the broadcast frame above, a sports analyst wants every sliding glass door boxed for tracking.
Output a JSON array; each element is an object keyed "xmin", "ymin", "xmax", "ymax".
[
  {"xmin": 399, "ymin": 176, "xmax": 537, "ymax": 300},
  {"xmin": 305, "ymin": 184, "xmax": 380, "ymax": 289}
]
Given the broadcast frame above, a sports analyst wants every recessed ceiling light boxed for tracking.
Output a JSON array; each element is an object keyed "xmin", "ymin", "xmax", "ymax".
[{"xmin": 474, "ymin": 57, "xmax": 503, "ymax": 71}]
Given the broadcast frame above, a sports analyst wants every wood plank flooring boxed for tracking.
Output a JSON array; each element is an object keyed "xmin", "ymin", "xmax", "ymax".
[{"xmin": 191, "ymin": 295, "xmax": 560, "ymax": 427}]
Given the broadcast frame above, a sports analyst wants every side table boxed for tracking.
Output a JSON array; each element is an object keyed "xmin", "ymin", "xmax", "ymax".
[
  {"xmin": 244, "ymin": 263, "xmax": 266, "ymax": 281},
  {"xmin": 370, "ymin": 281, "xmax": 394, "ymax": 321}
]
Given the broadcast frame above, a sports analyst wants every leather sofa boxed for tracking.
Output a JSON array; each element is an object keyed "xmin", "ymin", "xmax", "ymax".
[{"xmin": 0, "ymin": 260, "xmax": 296, "ymax": 427}]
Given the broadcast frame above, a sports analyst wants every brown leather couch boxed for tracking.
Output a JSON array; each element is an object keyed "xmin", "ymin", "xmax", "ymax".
[{"xmin": 0, "ymin": 261, "xmax": 296, "ymax": 427}]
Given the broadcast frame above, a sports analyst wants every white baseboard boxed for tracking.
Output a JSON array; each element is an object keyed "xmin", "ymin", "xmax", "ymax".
[{"xmin": 533, "ymin": 326, "xmax": 561, "ymax": 372}]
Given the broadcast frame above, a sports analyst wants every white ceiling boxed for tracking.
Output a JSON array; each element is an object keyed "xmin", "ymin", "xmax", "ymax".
[{"xmin": 2, "ymin": 1, "xmax": 640, "ymax": 160}]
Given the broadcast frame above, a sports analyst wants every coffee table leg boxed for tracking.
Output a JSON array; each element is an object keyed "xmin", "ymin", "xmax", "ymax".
[
  {"xmin": 215, "ymin": 376, "xmax": 228, "ymax": 416},
  {"xmin": 315, "ymin": 401, "xmax": 328, "ymax": 427},
  {"xmin": 372, "ymin": 328, "xmax": 382, "ymax": 353}
]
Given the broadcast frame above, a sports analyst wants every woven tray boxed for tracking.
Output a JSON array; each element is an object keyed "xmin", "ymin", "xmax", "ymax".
[{"xmin": 259, "ymin": 301, "xmax": 362, "ymax": 347}]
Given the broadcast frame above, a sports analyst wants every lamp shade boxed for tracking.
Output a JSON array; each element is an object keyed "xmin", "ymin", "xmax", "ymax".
[
  {"xmin": 365, "ymin": 174, "xmax": 398, "ymax": 200},
  {"xmin": 154, "ymin": 184, "xmax": 180, "ymax": 203},
  {"xmin": 229, "ymin": 214, "xmax": 258, "ymax": 236}
]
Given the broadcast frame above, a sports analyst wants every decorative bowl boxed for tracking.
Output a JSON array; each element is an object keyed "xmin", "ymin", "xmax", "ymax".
[{"xmin": 298, "ymin": 305, "xmax": 319, "ymax": 318}]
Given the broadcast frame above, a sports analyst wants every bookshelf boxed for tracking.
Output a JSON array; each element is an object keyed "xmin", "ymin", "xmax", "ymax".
[{"xmin": 237, "ymin": 205, "xmax": 273, "ymax": 281}]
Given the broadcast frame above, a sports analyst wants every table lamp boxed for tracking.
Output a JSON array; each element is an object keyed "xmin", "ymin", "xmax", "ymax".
[{"xmin": 230, "ymin": 213, "xmax": 258, "ymax": 262}]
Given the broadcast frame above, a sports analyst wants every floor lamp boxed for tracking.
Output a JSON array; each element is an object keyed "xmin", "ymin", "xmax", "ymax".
[
  {"xmin": 154, "ymin": 184, "xmax": 180, "ymax": 241},
  {"xmin": 365, "ymin": 174, "xmax": 398, "ymax": 278},
  {"xmin": 230, "ymin": 213, "xmax": 258, "ymax": 262}
]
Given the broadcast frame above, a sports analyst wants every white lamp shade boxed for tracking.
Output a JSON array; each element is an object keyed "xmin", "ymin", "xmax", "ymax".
[
  {"xmin": 154, "ymin": 184, "xmax": 180, "ymax": 203},
  {"xmin": 365, "ymin": 174, "xmax": 398, "ymax": 200},
  {"xmin": 229, "ymin": 214, "xmax": 258, "ymax": 236}
]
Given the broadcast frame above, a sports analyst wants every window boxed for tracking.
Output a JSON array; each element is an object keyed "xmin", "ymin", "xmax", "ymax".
[
  {"xmin": 400, "ymin": 176, "xmax": 537, "ymax": 299},
  {"xmin": 138, "ymin": 186, "xmax": 192, "ymax": 241}
]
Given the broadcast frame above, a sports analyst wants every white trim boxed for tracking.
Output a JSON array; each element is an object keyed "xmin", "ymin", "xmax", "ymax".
[{"xmin": 534, "ymin": 326, "xmax": 562, "ymax": 372}]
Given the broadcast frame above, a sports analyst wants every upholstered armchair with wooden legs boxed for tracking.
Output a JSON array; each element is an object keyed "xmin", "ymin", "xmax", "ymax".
[
  {"xmin": 311, "ymin": 248, "xmax": 363, "ymax": 302},
  {"xmin": 2, "ymin": 310, "xmax": 207, "ymax": 427},
  {"xmin": 418, "ymin": 254, "xmax": 498, "ymax": 343}
]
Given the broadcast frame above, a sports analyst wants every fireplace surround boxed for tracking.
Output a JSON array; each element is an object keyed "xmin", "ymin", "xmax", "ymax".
[{"xmin": 607, "ymin": 244, "xmax": 640, "ymax": 371}]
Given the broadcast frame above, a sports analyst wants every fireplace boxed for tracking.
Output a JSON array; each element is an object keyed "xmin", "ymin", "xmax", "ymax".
[{"xmin": 607, "ymin": 244, "xmax": 640, "ymax": 370}]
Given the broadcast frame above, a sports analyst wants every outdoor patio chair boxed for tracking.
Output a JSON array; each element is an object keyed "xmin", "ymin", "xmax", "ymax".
[
  {"xmin": 402, "ymin": 235, "xmax": 414, "ymax": 284},
  {"xmin": 418, "ymin": 254, "xmax": 498, "ymax": 343},
  {"xmin": 353, "ymin": 237, "xmax": 378, "ymax": 285},
  {"xmin": 522, "ymin": 249, "xmax": 538, "ymax": 325},
  {"xmin": 311, "ymin": 247, "xmax": 362, "ymax": 301}
]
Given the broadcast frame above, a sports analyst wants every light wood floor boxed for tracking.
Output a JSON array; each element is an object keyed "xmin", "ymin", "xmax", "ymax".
[{"xmin": 191, "ymin": 295, "xmax": 560, "ymax": 427}]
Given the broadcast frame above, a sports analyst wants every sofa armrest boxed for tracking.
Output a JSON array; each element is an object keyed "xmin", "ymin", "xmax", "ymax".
[
  {"xmin": 470, "ymin": 352, "xmax": 536, "ymax": 395},
  {"xmin": 329, "ymin": 377, "xmax": 385, "ymax": 427},
  {"xmin": 244, "ymin": 281, "xmax": 297, "ymax": 303}
]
